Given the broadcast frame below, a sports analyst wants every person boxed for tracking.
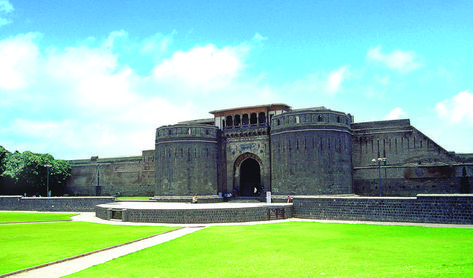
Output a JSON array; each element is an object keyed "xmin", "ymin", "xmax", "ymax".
[
  {"xmin": 192, "ymin": 194, "xmax": 198, "ymax": 204},
  {"xmin": 287, "ymin": 195, "xmax": 292, "ymax": 203}
]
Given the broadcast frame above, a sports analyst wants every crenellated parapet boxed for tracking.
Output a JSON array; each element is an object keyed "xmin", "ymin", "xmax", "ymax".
[
  {"xmin": 270, "ymin": 107, "xmax": 353, "ymax": 133},
  {"xmin": 156, "ymin": 124, "xmax": 220, "ymax": 143}
]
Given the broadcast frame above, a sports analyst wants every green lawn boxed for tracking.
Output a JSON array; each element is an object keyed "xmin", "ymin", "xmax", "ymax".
[
  {"xmin": 0, "ymin": 222, "xmax": 178, "ymax": 275},
  {"xmin": 68, "ymin": 222, "xmax": 473, "ymax": 277},
  {"xmin": 0, "ymin": 212, "xmax": 77, "ymax": 223}
]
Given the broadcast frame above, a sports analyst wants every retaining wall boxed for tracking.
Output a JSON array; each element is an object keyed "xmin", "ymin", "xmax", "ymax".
[
  {"xmin": 293, "ymin": 194, "xmax": 473, "ymax": 224},
  {"xmin": 0, "ymin": 196, "xmax": 115, "ymax": 212},
  {"xmin": 96, "ymin": 203, "xmax": 293, "ymax": 224}
]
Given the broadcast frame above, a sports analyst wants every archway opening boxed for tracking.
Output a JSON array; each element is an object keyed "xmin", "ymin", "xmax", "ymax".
[{"xmin": 239, "ymin": 158, "xmax": 261, "ymax": 196}]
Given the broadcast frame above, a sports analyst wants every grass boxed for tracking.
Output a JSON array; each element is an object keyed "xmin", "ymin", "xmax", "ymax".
[
  {"xmin": 68, "ymin": 222, "xmax": 473, "ymax": 277},
  {"xmin": 0, "ymin": 222, "xmax": 178, "ymax": 275},
  {"xmin": 0, "ymin": 212, "xmax": 77, "ymax": 223}
]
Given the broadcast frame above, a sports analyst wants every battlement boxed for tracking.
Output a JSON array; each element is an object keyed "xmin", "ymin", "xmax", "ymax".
[
  {"xmin": 271, "ymin": 108, "xmax": 352, "ymax": 133},
  {"xmin": 155, "ymin": 124, "xmax": 220, "ymax": 143}
]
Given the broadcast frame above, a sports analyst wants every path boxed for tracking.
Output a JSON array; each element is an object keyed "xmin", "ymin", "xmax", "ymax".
[{"xmin": 6, "ymin": 226, "xmax": 205, "ymax": 278}]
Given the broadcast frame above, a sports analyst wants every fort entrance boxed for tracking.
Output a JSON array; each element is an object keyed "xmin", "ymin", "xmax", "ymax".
[
  {"xmin": 240, "ymin": 158, "xmax": 261, "ymax": 196},
  {"xmin": 234, "ymin": 153, "xmax": 263, "ymax": 196}
]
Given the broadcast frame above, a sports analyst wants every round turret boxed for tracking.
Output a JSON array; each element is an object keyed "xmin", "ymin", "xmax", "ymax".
[
  {"xmin": 155, "ymin": 124, "xmax": 221, "ymax": 195},
  {"xmin": 270, "ymin": 108, "xmax": 353, "ymax": 195}
]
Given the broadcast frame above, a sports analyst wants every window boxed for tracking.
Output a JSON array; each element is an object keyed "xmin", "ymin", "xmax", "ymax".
[
  {"xmin": 234, "ymin": 115, "xmax": 241, "ymax": 127},
  {"xmin": 226, "ymin": 116, "xmax": 233, "ymax": 127},
  {"xmin": 258, "ymin": 112, "xmax": 266, "ymax": 124},
  {"xmin": 242, "ymin": 114, "xmax": 249, "ymax": 126},
  {"xmin": 250, "ymin": 113, "xmax": 257, "ymax": 125}
]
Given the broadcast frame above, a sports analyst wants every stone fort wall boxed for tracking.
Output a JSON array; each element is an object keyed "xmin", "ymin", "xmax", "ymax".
[
  {"xmin": 352, "ymin": 120, "xmax": 473, "ymax": 196},
  {"xmin": 270, "ymin": 109, "xmax": 354, "ymax": 195},
  {"xmin": 293, "ymin": 194, "xmax": 473, "ymax": 224},
  {"xmin": 65, "ymin": 150, "xmax": 155, "ymax": 197},
  {"xmin": 63, "ymin": 105, "xmax": 472, "ymax": 198}
]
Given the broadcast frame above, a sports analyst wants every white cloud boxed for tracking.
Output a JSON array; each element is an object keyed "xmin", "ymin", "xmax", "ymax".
[
  {"xmin": 102, "ymin": 30, "xmax": 128, "ymax": 51},
  {"xmin": 366, "ymin": 45, "xmax": 422, "ymax": 73},
  {"xmin": 0, "ymin": 0, "xmax": 13, "ymax": 13},
  {"xmin": 252, "ymin": 33, "xmax": 267, "ymax": 46},
  {"xmin": 384, "ymin": 107, "xmax": 406, "ymax": 120},
  {"xmin": 0, "ymin": 33, "xmax": 41, "ymax": 90},
  {"xmin": 287, "ymin": 65, "xmax": 349, "ymax": 95},
  {"xmin": 0, "ymin": 0, "xmax": 13, "ymax": 27},
  {"xmin": 140, "ymin": 32, "xmax": 174, "ymax": 58},
  {"xmin": 0, "ymin": 31, "xmax": 267, "ymax": 158},
  {"xmin": 435, "ymin": 90, "xmax": 473, "ymax": 125},
  {"xmin": 45, "ymin": 46, "xmax": 117, "ymax": 81},
  {"xmin": 151, "ymin": 43, "xmax": 249, "ymax": 93},
  {"xmin": 326, "ymin": 66, "xmax": 348, "ymax": 94}
]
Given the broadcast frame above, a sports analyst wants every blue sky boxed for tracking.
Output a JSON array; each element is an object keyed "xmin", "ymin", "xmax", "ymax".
[{"xmin": 0, "ymin": 0, "xmax": 472, "ymax": 159}]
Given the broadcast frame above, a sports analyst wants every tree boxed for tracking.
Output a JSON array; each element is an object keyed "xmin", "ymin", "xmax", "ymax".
[
  {"xmin": 0, "ymin": 148, "xmax": 71, "ymax": 196},
  {"xmin": 0, "ymin": 146, "xmax": 11, "ymax": 192},
  {"xmin": 0, "ymin": 146, "xmax": 10, "ymax": 175}
]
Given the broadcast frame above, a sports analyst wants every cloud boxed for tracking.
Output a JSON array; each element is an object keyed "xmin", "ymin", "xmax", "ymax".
[
  {"xmin": 0, "ymin": 31, "xmax": 266, "ymax": 158},
  {"xmin": 287, "ymin": 65, "xmax": 350, "ymax": 95},
  {"xmin": 140, "ymin": 32, "xmax": 174, "ymax": 58},
  {"xmin": 151, "ymin": 43, "xmax": 250, "ymax": 93},
  {"xmin": 384, "ymin": 107, "xmax": 406, "ymax": 120},
  {"xmin": 0, "ymin": 0, "xmax": 13, "ymax": 27},
  {"xmin": 0, "ymin": 33, "xmax": 41, "ymax": 90},
  {"xmin": 366, "ymin": 45, "xmax": 422, "ymax": 73},
  {"xmin": 102, "ymin": 30, "xmax": 128, "ymax": 51},
  {"xmin": 435, "ymin": 90, "xmax": 473, "ymax": 125},
  {"xmin": 0, "ymin": 0, "xmax": 13, "ymax": 12},
  {"xmin": 326, "ymin": 66, "xmax": 349, "ymax": 94}
]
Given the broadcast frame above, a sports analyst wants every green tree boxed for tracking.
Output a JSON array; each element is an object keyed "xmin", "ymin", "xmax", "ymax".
[
  {"xmin": 1, "ymin": 149, "xmax": 71, "ymax": 196},
  {"xmin": 0, "ymin": 146, "xmax": 11, "ymax": 175}
]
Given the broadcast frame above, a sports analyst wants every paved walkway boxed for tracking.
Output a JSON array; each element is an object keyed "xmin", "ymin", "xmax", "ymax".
[{"xmin": 7, "ymin": 226, "xmax": 205, "ymax": 278}]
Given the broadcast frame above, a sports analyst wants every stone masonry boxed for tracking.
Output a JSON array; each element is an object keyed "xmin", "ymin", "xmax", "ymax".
[{"xmin": 65, "ymin": 104, "xmax": 472, "ymax": 198}]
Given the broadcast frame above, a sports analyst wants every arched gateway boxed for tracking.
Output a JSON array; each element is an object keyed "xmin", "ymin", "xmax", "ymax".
[{"xmin": 234, "ymin": 153, "xmax": 263, "ymax": 196}]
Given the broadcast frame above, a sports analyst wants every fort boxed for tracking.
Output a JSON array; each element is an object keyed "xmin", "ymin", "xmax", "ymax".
[
  {"xmin": 65, "ymin": 103, "xmax": 472, "ymax": 198},
  {"xmin": 2, "ymin": 103, "xmax": 473, "ymax": 224}
]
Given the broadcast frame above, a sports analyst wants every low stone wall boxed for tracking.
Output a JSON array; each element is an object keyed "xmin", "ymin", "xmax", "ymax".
[
  {"xmin": 96, "ymin": 203, "xmax": 293, "ymax": 224},
  {"xmin": 293, "ymin": 194, "xmax": 473, "ymax": 224},
  {"xmin": 0, "ymin": 196, "xmax": 115, "ymax": 212},
  {"xmin": 150, "ymin": 195, "xmax": 224, "ymax": 203}
]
